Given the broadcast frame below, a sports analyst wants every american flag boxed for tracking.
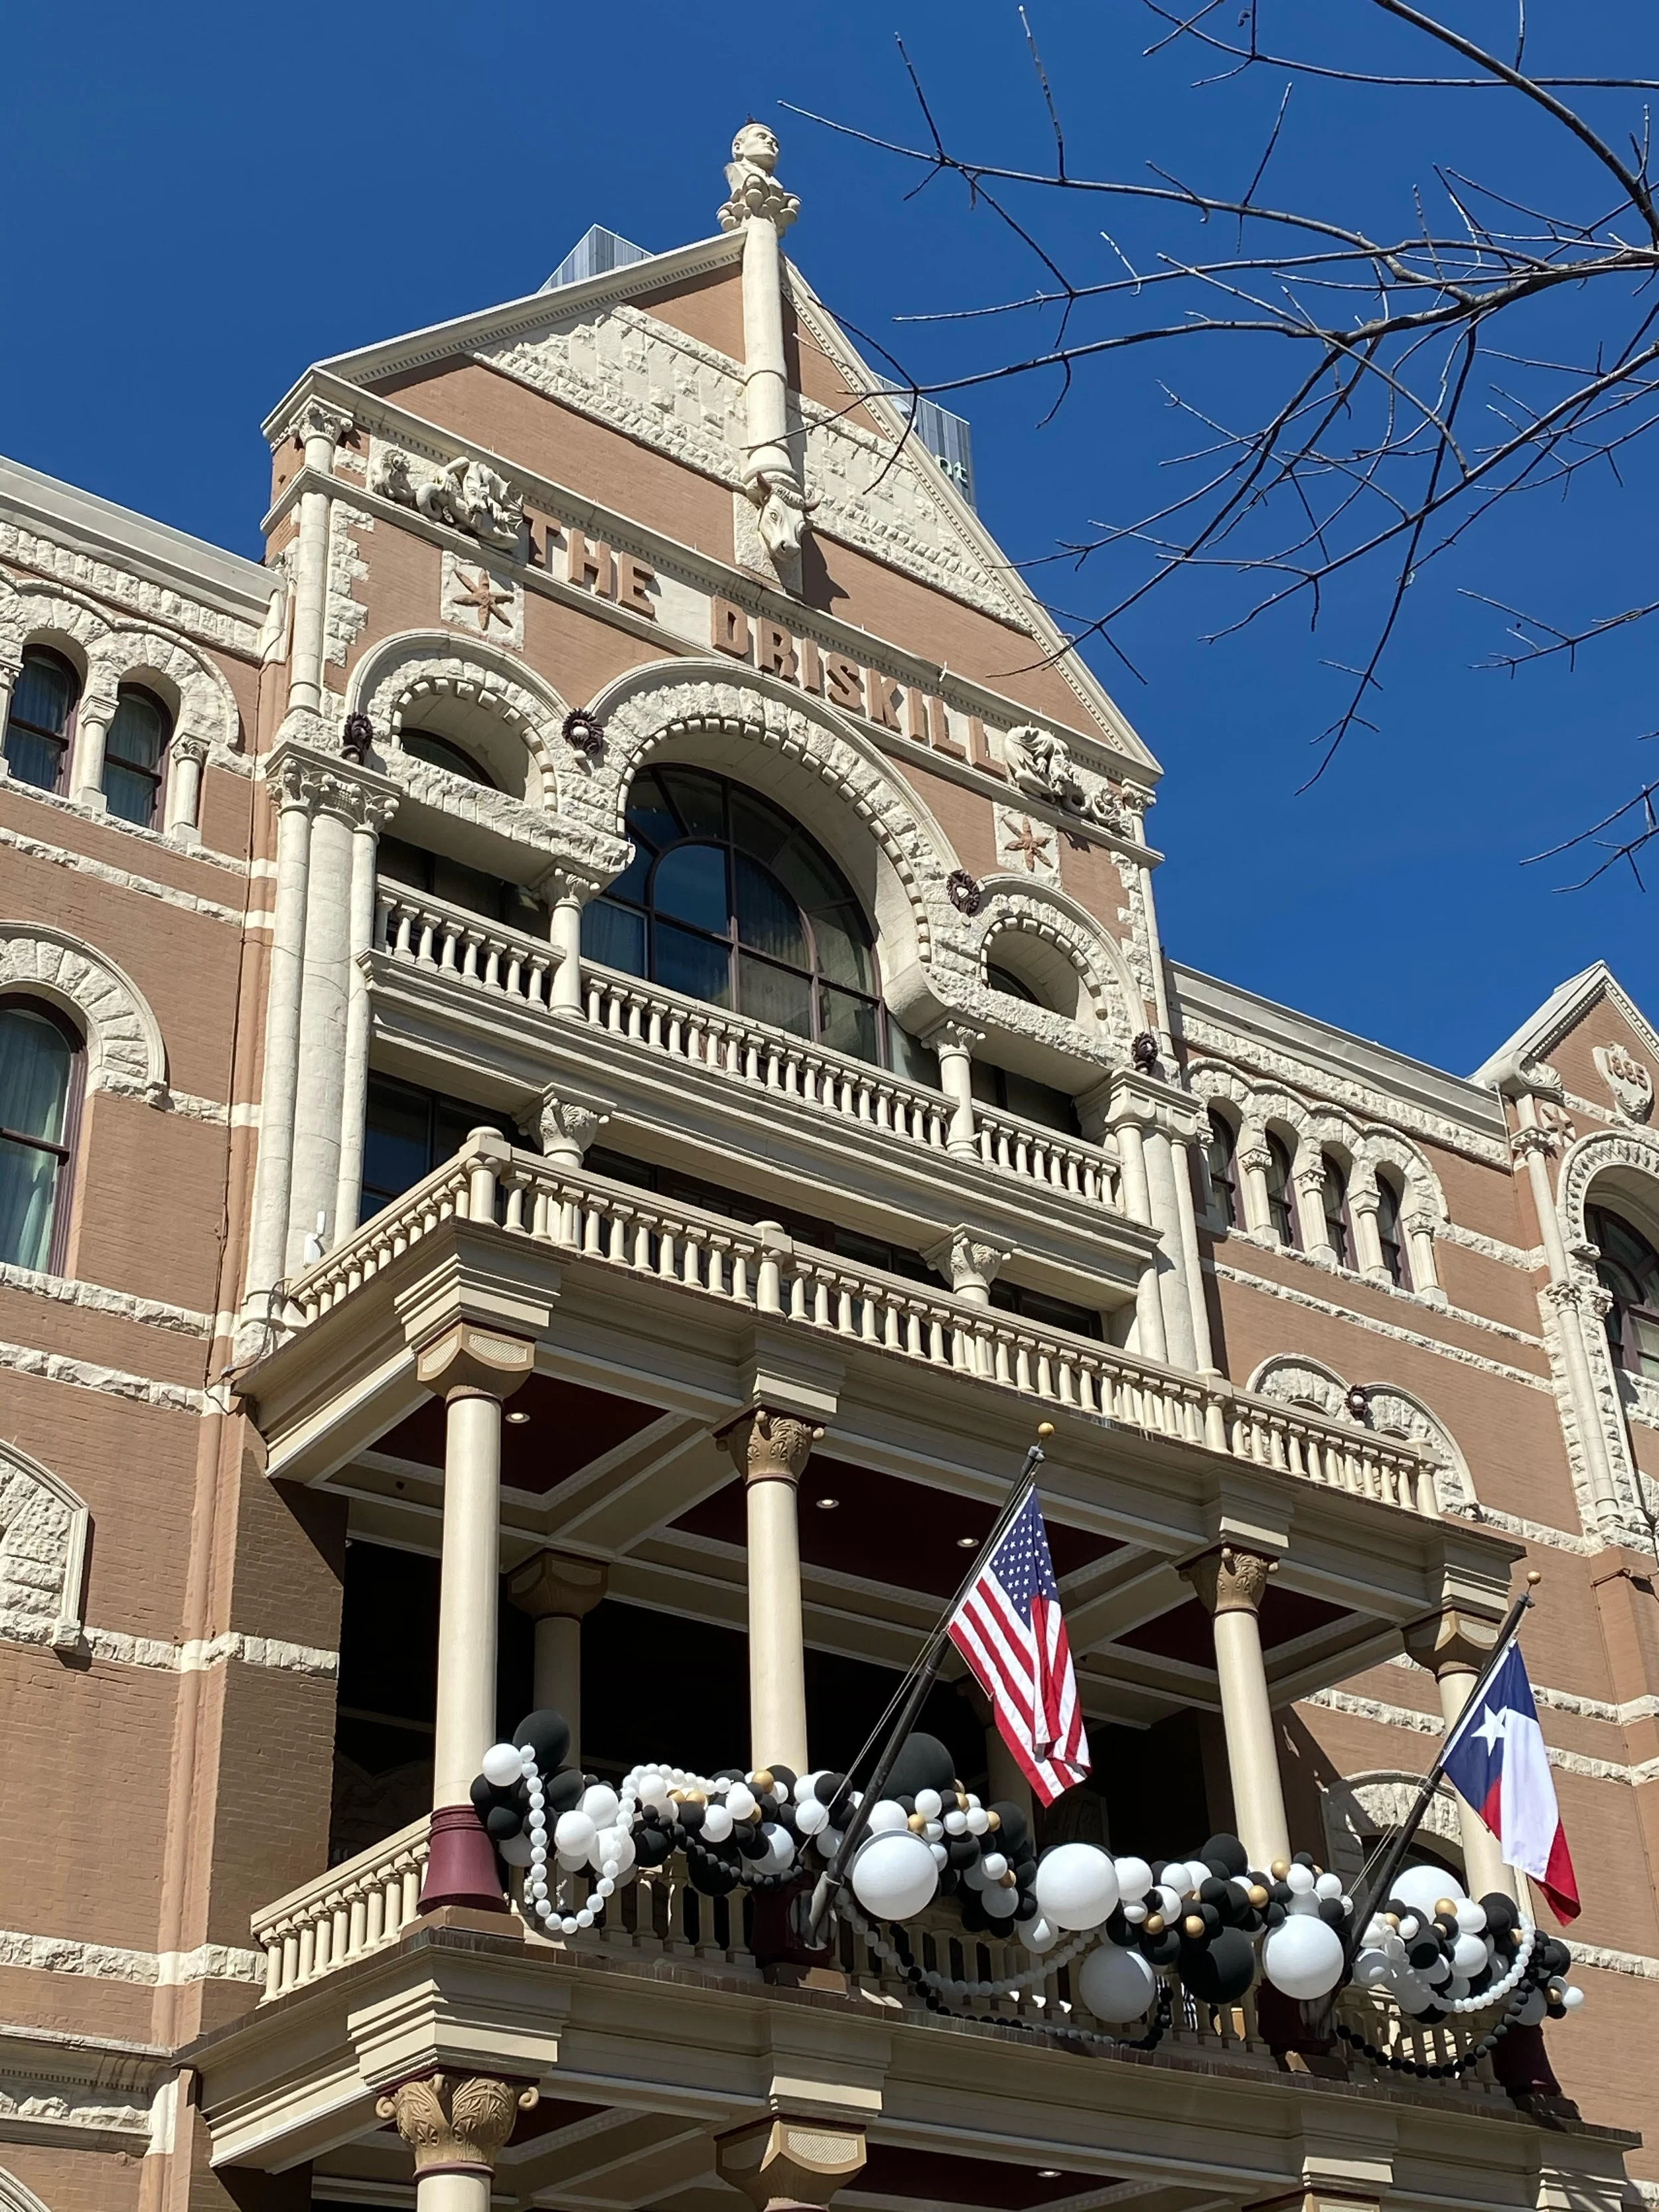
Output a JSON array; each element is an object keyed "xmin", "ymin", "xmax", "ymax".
[{"xmin": 947, "ymin": 1481, "xmax": 1090, "ymax": 1805}]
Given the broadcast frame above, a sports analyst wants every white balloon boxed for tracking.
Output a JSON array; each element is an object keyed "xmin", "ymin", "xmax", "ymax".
[
  {"xmin": 482, "ymin": 1742, "xmax": 525, "ymax": 1788},
  {"xmin": 944, "ymin": 1810, "xmax": 968, "ymax": 1836},
  {"xmin": 851, "ymin": 1830, "xmax": 939, "ymax": 1921},
  {"xmin": 1455, "ymin": 1901, "xmax": 1487, "ymax": 1935},
  {"xmin": 794, "ymin": 1771, "xmax": 827, "ymax": 1803},
  {"xmin": 794, "ymin": 1798, "xmax": 828, "ymax": 1836},
  {"xmin": 1353, "ymin": 1947, "xmax": 1393, "ymax": 1988},
  {"xmin": 725, "ymin": 1785, "xmax": 757, "ymax": 1821},
  {"xmin": 760, "ymin": 1821, "xmax": 796, "ymax": 1874},
  {"xmin": 1562, "ymin": 1984, "xmax": 1586, "ymax": 2010},
  {"xmin": 1017, "ymin": 1913, "xmax": 1058, "ymax": 1953},
  {"xmin": 554, "ymin": 1810, "xmax": 597, "ymax": 1859},
  {"xmin": 1114, "ymin": 1855, "xmax": 1154, "ymax": 1903},
  {"xmin": 930, "ymin": 1842, "xmax": 948, "ymax": 1866},
  {"xmin": 593, "ymin": 1825, "xmax": 636, "ymax": 1876},
  {"xmin": 1285, "ymin": 1863, "xmax": 1317, "ymax": 1897},
  {"xmin": 914, "ymin": 1788, "xmax": 943, "ymax": 1820},
  {"xmin": 1451, "ymin": 1932, "xmax": 1488, "ymax": 1976},
  {"xmin": 1033, "ymin": 1844, "xmax": 1120, "ymax": 1932},
  {"xmin": 1153, "ymin": 1883, "xmax": 1183, "ymax": 1921},
  {"xmin": 983, "ymin": 1880, "xmax": 1019, "ymax": 1919},
  {"xmin": 966, "ymin": 1808, "xmax": 990, "ymax": 1836},
  {"xmin": 1392, "ymin": 1864, "xmax": 1465, "ymax": 1917},
  {"xmin": 1315, "ymin": 1872, "xmax": 1344, "ymax": 1901},
  {"xmin": 1078, "ymin": 1941, "xmax": 1157, "ymax": 2023},
  {"xmin": 866, "ymin": 1799, "xmax": 908, "ymax": 1834},
  {"xmin": 701, "ymin": 1803, "xmax": 734, "ymax": 1844},
  {"xmin": 981, "ymin": 1852, "xmax": 1009, "ymax": 1881},
  {"xmin": 499, "ymin": 1830, "xmax": 535, "ymax": 1866},
  {"xmin": 638, "ymin": 1772, "xmax": 671, "ymax": 1810},
  {"xmin": 1263, "ymin": 1913, "xmax": 1345, "ymax": 2000},
  {"xmin": 580, "ymin": 1785, "xmax": 620, "ymax": 1828}
]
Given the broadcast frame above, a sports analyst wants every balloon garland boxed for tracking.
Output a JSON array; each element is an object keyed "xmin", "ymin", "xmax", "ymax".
[{"xmin": 471, "ymin": 1716, "xmax": 1585, "ymax": 2043}]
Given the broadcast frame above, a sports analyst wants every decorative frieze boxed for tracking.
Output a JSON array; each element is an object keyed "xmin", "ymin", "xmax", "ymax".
[
  {"xmin": 371, "ymin": 441, "xmax": 523, "ymax": 550},
  {"xmin": 0, "ymin": 522, "xmax": 263, "ymax": 656}
]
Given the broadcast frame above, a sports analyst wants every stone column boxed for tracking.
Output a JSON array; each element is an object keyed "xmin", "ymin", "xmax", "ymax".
[
  {"xmin": 1404, "ymin": 1610, "xmax": 1517, "ymax": 1902},
  {"xmin": 926, "ymin": 1021, "xmax": 981, "ymax": 1159},
  {"xmin": 333, "ymin": 787, "xmax": 399, "ymax": 1238},
  {"xmin": 718, "ymin": 125, "xmax": 809, "ymax": 575},
  {"xmin": 1236, "ymin": 1138, "xmax": 1274, "ymax": 1238},
  {"xmin": 1349, "ymin": 1183, "xmax": 1387, "ymax": 1282},
  {"xmin": 378, "ymin": 2073, "xmax": 538, "ymax": 2212},
  {"xmin": 1181, "ymin": 1545, "xmax": 1291, "ymax": 1870},
  {"xmin": 240, "ymin": 755, "xmax": 320, "ymax": 1332},
  {"xmin": 287, "ymin": 401, "xmax": 350, "ymax": 717},
  {"xmin": 715, "ymin": 2116, "xmax": 866, "ymax": 2212},
  {"xmin": 1403, "ymin": 1210, "xmax": 1445, "ymax": 1305},
  {"xmin": 1171, "ymin": 1135, "xmax": 1217, "ymax": 1370},
  {"xmin": 1293, "ymin": 1159, "xmax": 1333, "ymax": 1262},
  {"xmin": 508, "ymin": 1551, "xmax": 609, "ymax": 1768},
  {"xmin": 69, "ymin": 685, "xmax": 116, "ymax": 811},
  {"xmin": 0, "ymin": 655, "xmax": 21, "ymax": 760},
  {"xmin": 723, "ymin": 1406, "xmax": 823, "ymax": 1775},
  {"xmin": 545, "ymin": 869, "xmax": 593, "ymax": 1019},
  {"xmin": 164, "ymin": 733, "xmax": 208, "ymax": 843},
  {"xmin": 1142, "ymin": 1122, "xmax": 1198, "ymax": 1368},
  {"xmin": 285, "ymin": 773, "xmax": 359, "ymax": 1273},
  {"xmin": 414, "ymin": 1309, "xmax": 537, "ymax": 1913}
]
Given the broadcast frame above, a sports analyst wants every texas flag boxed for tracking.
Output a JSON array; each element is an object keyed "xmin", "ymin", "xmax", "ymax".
[{"xmin": 1443, "ymin": 1640, "xmax": 1579, "ymax": 1922}]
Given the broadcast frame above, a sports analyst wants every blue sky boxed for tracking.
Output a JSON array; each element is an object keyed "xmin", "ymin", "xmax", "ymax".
[{"xmin": 7, "ymin": 1, "xmax": 1653, "ymax": 1075}]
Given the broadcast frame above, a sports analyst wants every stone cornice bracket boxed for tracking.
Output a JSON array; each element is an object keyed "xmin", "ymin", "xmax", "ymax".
[
  {"xmin": 376, "ymin": 2072, "xmax": 538, "ymax": 2180},
  {"xmin": 1094, "ymin": 1067, "xmax": 1206, "ymax": 1145},
  {"xmin": 715, "ymin": 2114, "xmax": 866, "ymax": 2212},
  {"xmin": 508, "ymin": 1548, "xmax": 609, "ymax": 1622},
  {"xmin": 1402, "ymin": 1604, "xmax": 1502, "ymax": 1678},
  {"xmin": 720, "ymin": 1404, "xmax": 824, "ymax": 1489},
  {"xmin": 1179, "ymin": 1542, "xmax": 1278, "ymax": 1616}
]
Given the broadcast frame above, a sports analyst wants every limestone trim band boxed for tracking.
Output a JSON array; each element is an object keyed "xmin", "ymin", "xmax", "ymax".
[
  {"xmin": 0, "ymin": 1927, "xmax": 263, "ymax": 1986},
  {"xmin": 1301, "ymin": 1685, "xmax": 1659, "ymax": 1786}
]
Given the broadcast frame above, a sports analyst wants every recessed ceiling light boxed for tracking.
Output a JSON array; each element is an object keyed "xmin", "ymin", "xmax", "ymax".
[
  {"xmin": 956, "ymin": 1535, "xmax": 978, "ymax": 1549},
  {"xmin": 816, "ymin": 1497, "xmax": 840, "ymax": 1510},
  {"xmin": 1037, "ymin": 2172, "xmax": 1062, "ymax": 2181},
  {"xmin": 506, "ymin": 1411, "xmax": 530, "ymax": 1425}
]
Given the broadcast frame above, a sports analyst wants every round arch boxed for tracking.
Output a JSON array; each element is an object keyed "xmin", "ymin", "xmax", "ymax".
[
  {"xmin": 1559, "ymin": 1124, "xmax": 1659, "ymax": 1250},
  {"xmin": 347, "ymin": 630, "xmax": 571, "ymax": 810},
  {"xmin": 972, "ymin": 880, "xmax": 1142, "ymax": 1061},
  {"xmin": 1249, "ymin": 1352, "xmax": 1475, "ymax": 1511},
  {"xmin": 96, "ymin": 625, "xmax": 242, "ymax": 757},
  {"xmin": 0, "ymin": 1438, "xmax": 90, "ymax": 1651},
  {"xmin": 0, "ymin": 577, "xmax": 111, "ymax": 684},
  {"xmin": 0, "ymin": 924, "xmax": 167, "ymax": 1099}
]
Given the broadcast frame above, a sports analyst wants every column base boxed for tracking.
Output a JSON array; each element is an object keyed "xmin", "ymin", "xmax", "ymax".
[{"xmin": 421, "ymin": 1805, "xmax": 508, "ymax": 1913}]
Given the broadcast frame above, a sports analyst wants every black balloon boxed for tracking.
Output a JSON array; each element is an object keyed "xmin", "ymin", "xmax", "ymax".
[
  {"xmin": 1479, "ymin": 1891, "xmax": 1519, "ymax": 1936},
  {"xmin": 688, "ymin": 1852, "xmax": 737, "ymax": 1895},
  {"xmin": 768, "ymin": 1765, "xmax": 798, "ymax": 1795},
  {"xmin": 887, "ymin": 1732, "xmax": 958, "ymax": 1798},
  {"xmin": 990, "ymin": 1801, "xmax": 1031, "ymax": 1852},
  {"xmin": 1180, "ymin": 1925, "xmax": 1255, "ymax": 2004},
  {"xmin": 469, "ymin": 1775, "xmax": 497, "ymax": 1816},
  {"xmin": 484, "ymin": 1803, "xmax": 524, "ymax": 1841},
  {"xmin": 1140, "ymin": 1926, "xmax": 1183, "ymax": 1966},
  {"xmin": 946, "ymin": 1834, "xmax": 981, "ymax": 1870},
  {"xmin": 633, "ymin": 1826, "xmax": 674, "ymax": 1867},
  {"xmin": 543, "ymin": 1767, "xmax": 586, "ymax": 1814},
  {"xmin": 512, "ymin": 1708, "xmax": 571, "ymax": 1773},
  {"xmin": 958, "ymin": 1893, "xmax": 990, "ymax": 1934},
  {"xmin": 1202, "ymin": 1832, "xmax": 1248, "ymax": 1878}
]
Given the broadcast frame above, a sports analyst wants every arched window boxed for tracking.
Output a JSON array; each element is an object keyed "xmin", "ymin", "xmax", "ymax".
[
  {"xmin": 1376, "ymin": 1171, "xmax": 1410, "ymax": 1288},
  {"xmin": 1587, "ymin": 1203, "xmax": 1659, "ymax": 1380},
  {"xmin": 1321, "ymin": 1154, "xmax": 1352, "ymax": 1267},
  {"xmin": 103, "ymin": 686, "xmax": 170, "ymax": 828},
  {"xmin": 583, "ymin": 765, "xmax": 908, "ymax": 1074},
  {"xmin": 1265, "ymin": 1132, "xmax": 1298, "ymax": 1248},
  {"xmin": 1204, "ymin": 1110, "xmax": 1238, "ymax": 1229},
  {"xmin": 3, "ymin": 648, "xmax": 78, "ymax": 794},
  {"xmin": 0, "ymin": 999, "xmax": 82, "ymax": 1272},
  {"xmin": 400, "ymin": 729, "xmax": 493, "ymax": 784}
]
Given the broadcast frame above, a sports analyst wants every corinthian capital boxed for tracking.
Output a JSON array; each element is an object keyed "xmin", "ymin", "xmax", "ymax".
[
  {"xmin": 1180, "ymin": 1543, "xmax": 1278, "ymax": 1617},
  {"xmin": 291, "ymin": 398, "xmax": 352, "ymax": 451},
  {"xmin": 376, "ymin": 2073, "xmax": 537, "ymax": 2179},
  {"xmin": 1510, "ymin": 1123, "xmax": 1559, "ymax": 1163},
  {"xmin": 721, "ymin": 1404, "xmax": 824, "ymax": 1488},
  {"xmin": 922, "ymin": 1224, "xmax": 1010, "ymax": 1297}
]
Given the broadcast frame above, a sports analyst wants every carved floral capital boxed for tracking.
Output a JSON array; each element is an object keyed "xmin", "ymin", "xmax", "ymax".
[
  {"xmin": 375, "ymin": 2071, "xmax": 537, "ymax": 2177},
  {"xmin": 1180, "ymin": 1543, "xmax": 1278, "ymax": 1617},
  {"xmin": 722, "ymin": 1405, "xmax": 824, "ymax": 1489}
]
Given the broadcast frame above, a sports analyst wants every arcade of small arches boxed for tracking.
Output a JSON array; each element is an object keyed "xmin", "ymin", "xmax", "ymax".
[
  {"xmin": 1248, "ymin": 1353, "xmax": 1477, "ymax": 1515},
  {"xmin": 1192, "ymin": 1065, "xmax": 1447, "ymax": 1301},
  {"xmin": 0, "ymin": 577, "xmax": 240, "ymax": 837}
]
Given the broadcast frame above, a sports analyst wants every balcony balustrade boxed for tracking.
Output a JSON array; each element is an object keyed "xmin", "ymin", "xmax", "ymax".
[
  {"xmin": 252, "ymin": 1816, "xmax": 428, "ymax": 2000},
  {"xmin": 374, "ymin": 883, "xmax": 1118, "ymax": 1211},
  {"xmin": 289, "ymin": 1140, "xmax": 1440, "ymax": 1517}
]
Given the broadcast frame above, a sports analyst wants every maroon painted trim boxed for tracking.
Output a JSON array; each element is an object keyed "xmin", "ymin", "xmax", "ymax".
[{"xmin": 419, "ymin": 1803, "xmax": 509, "ymax": 1914}]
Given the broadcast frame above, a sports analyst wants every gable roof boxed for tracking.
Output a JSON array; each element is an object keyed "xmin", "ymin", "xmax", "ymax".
[
  {"xmin": 1470, "ymin": 960, "xmax": 1659, "ymax": 1085},
  {"xmin": 263, "ymin": 228, "xmax": 1160, "ymax": 779}
]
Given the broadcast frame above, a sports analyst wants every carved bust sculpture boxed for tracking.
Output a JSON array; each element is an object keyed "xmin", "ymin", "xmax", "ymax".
[{"xmin": 719, "ymin": 121, "xmax": 800, "ymax": 233}]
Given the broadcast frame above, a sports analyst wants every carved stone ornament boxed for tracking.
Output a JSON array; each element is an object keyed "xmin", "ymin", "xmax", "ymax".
[
  {"xmin": 1180, "ymin": 1543, "xmax": 1277, "ymax": 1616},
  {"xmin": 372, "ymin": 445, "xmax": 524, "ymax": 550},
  {"xmin": 1594, "ymin": 1041, "xmax": 1654, "ymax": 1124},
  {"xmin": 994, "ymin": 807, "xmax": 1060, "ymax": 884},
  {"xmin": 717, "ymin": 122, "xmax": 800, "ymax": 234},
  {"xmin": 922, "ymin": 1224, "xmax": 1010, "ymax": 1295},
  {"xmin": 755, "ymin": 473, "xmax": 817, "ymax": 563},
  {"xmin": 715, "ymin": 2114, "xmax": 867, "ymax": 2212},
  {"xmin": 722, "ymin": 1405, "xmax": 824, "ymax": 1488},
  {"xmin": 1003, "ymin": 723, "xmax": 1125, "ymax": 832},
  {"xmin": 340, "ymin": 711, "xmax": 374, "ymax": 764},
  {"xmin": 562, "ymin": 707, "xmax": 605, "ymax": 759},
  {"xmin": 376, "ymin": 2073, "xmax": 538, "ymax": 2178},
  {"xmin": 946, "ymin": 867, "xmax": 983, "ymax": 916}
]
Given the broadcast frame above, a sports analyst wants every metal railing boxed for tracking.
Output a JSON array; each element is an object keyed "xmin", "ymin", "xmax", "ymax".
[{"xmin": 290, "ymin": 1141, "xmax": 1439, "ymax": 1517}]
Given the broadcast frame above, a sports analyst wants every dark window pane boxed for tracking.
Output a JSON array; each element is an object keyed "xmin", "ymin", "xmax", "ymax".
[
  {"xmin": 106, "ymin": 694, "xmax": 164, "ymax": 769},
  {"xmin": 608, "ymin": 844, "xmax": 652, "ymax": 905},
  {"xmin": 434, "ymin": 1098, "xmax": 511, "ymax": 1160},
  {"xmin": 0, "ymin": 1135, "xmax": 60, "ymax": 1270},
  {"xmin": 0, "ymin": 1008, "xmax": 72, "ymax": 1142},
  {"xmin": 816, "ymin": 983, "xmax": 877, "ymax": 1061},
  {"xmin": 652, "ymin": 843, "xmax": 729, "ymax": 933},
  {"xmin": 12, "ymin": 654, "xmax": 72, "ymax": 735},
  {"xmin": 502, "ymin": 883, "xmax": 550, "ymax": 936},
  {"xmin": 655, "ymin": 921, "xmax": 732, "ymax": 1007},
  {"xmin": 734, "ymin": 853, "xmax": 810, "ymax": 966},
  {"xmin": 1001, "ymin": 1070, "xmax": 1081, "ymax": 1136},
  {"xmin": 771, "ymin": 834, "xmax": 851, "ymax": 919},
  {"xmin": 987, "ymin": 962, "xmax": 1039, "ymax": 1004},
  {"xmin": 740, "ymin": 954, "xmax": 814, "ymax": 1037},
  {"xmin": 361, "ymin": 1082, "xmax": 431, "ymax": 1216},
  {"xmin": 989, "ymin": 1279, "xmax": 1102, "ymax": 1338},
  {"xmin": 401, "ymin": 730, "xmax": 492, "ymax": 784},
  {"xmin": 812, "ymin": 905, "xmax": 875, "ymax": 992},
  {"xmin": 889, "ymin": 1022, "xmax": 939, "ymax": 1088},
  {"xmin": 581, "ymin": 899, "xmax": 647, "ymax": 976},
  {"xmin": 5, "ymin": 728, "xmax": 62, "ymax": 791},
  {"xmin": 728, "ymin": 786, "xmax": 793, "ymax": 867},
  {"xmin": 656, "ymin": 766, "xmax": 727, "ymax": 838},
  {"xmin": 622, "ymin": 769, "xmax": 679, "ymax": 850},
  {"xmin": 378, "ymin": 838, "xmax": 431, "ymax": 892},
  {"xmin": 431, "ymin": 854, "xmax": 507, "ymax": 919},
  {"xmin": 104, "ymin": 761, "xmax": 157, "ymax": 827}
]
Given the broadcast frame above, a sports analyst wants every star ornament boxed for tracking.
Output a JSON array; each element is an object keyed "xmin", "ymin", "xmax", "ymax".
[
  {"xmin": 1473, "ymin": 1702, "xmax": 1508, "ymax": 1753},
  {"xmin": 449, "ymin": 563, "xmax": 514, "ymax": 633}
]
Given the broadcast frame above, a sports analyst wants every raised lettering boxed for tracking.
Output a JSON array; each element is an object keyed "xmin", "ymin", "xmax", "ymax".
[
  {"xmin": 865, "ymin": 671, "xmax": 902, "ymax": 731},
  {"xmin": 968, "ymin": 715, "xmax": 1007, "ymax": 778},
  {"xmin": 799, "ymin": 636, "xmax": 824, "ymax": 694},
  {"xmin": 931, "ymin": 701, "xmax": 968, "ymax": 761},
  {"xmin": 568, "ymin": 528, "xmax": 613, "ymax": 598},
  {"xmin": 617, "ymin": 554, "xmax": 658, "ymax": 618},
  {"xmin": 758, "ymin": 621, "xmax": 798, "ymax": 682},
  {"xmin": 826, "ymin": 653, "xmax": 864, "ymax": 710},
  {"xmin": 712, "ymin": 599, "xmax": 753, "ymax": 659}
]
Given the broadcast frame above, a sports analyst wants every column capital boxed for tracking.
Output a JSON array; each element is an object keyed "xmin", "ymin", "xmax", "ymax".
[
  {"xmin": 376, "ymin": 2071, "xmax": 536, "ymax": 2180},
  {"xmin": 169, "ymin": 731, "xmax": 210, "ymax": 769},
  {"xmin": 714, "ymin": 2115, "xmax": 865, "ymax": 2212},
  {"xmin": 1097, "ymin": 1068, "xmax": 1206, "ymax": 1145},
  {"xmin": 1510, "ymin": 1122, "xmax": 1561, "ymax": 1163},
  {"xmin": 524, "ymin": 1080, "xmax": 611, "ymax": 1165},
  {"xmin": 921, "ymin": 1224, "xmax": 1009, "ymax": 1298},
  {"xmin": 414, "ymin": 1319, "xmax": 537, "ymax": 1400},
  {"xmin": 721, "ymin": 1405, "xmax": 824, "ymax": 1489},
  {"xmin": 1180, "ymin": 1542, "xmax": 1278, "ymax": 1616},
  {"xmin": 287, "ymin": 396, "xmax": 354, "ymax": 453},
  {"xmin": 1403, "ymin": 1605, "xmax": 1504, "ymax": 1678},
  {"xmin": 922, "ymin": 1018, "xmax": 983, "ymax": 1057},
  {"xmin": 508, "ymin": 1548, "xmax": 609, "ymax": 1623},
  {"xmin": 395, "ymin": 1245, "xmax": 552, "ymax": 1397}
]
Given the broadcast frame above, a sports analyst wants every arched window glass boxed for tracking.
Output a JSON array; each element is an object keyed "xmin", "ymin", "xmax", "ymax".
[
  {"xmin": 1321, "ymin": 1155, "xmax": 1352, "ymax": 1267},
  {"xmin": 3, "ymin": 648, "xmax": 77, "ymax": 793},
  {"xmin": 1265, "ymin": 1133, "xmax": 1298, "ymax": 1248},
  {"xmin": 400, "ymin": 729, "xmax": 493, "ymax": 784},
  {"xmin": 0, "ymin": 999, "xmax": 81, "ymax": 1271},
  {"xmin": 1205, "ymin": 1110, "xmax": 1238, "ymax": 1229},
  {"xmin": 104, "ymin": 687, "xmax": 169, "ymax": 827},
  {"xmin": 583, "ymin": 765, "xmax": 905, "ymax": 1072},
  {"xmin": 1376, "ymin": 1171, "xmax": 1409, "ymax": 1288},
  {"xmin": 987, "ymin": 962, "xmax": 1038, "ymax": 1003},
  {"xmin": 1587, "ymin": 1203, "xmax": 1659, "ymax": 1380}
]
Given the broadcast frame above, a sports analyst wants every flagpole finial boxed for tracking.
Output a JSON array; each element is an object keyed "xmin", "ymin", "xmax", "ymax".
[
  {"xmin": 1037, "ymin": 1422, "xmax": 1054, "ymax": 1439},
  {"xmin": 1526, "ymin": 1570, "xmax": 1542, "ymax": 1586}
]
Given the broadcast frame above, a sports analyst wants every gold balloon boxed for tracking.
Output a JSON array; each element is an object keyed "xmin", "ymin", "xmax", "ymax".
[
  {"xmin": 1270, "ymin": 1858, "xmax": 1291, "ymax": 1880},
  {"xmin": 908, "ymin": 1812, "xmax": 929, "ymax": 1833},
  {"xmin": 1248, "ymin": 1883, "xmax": 1269, "ymax": 1909},
  {"xmin": 1183, "ymin": 1913, "xmax": 1206, "ymax": 1939},
  {"xmin": 1435, "ymin": 1898, "xmax": 1457, "ymax": 1920},
  {"xmin": 986, "ymin": 1809, "xmax": 1002, "ymax": 1832},
  {"xmin": 1000, "ymin": 1870, "xmax": 1018, "ymax": 1889},
  {"xmin": 1145, "ymin": 1913, "xmax": 1165, "ymax": 1935},
  {"xmin": 752, "ymin": 1770, "xmax": 775, "ymax": 1794}
]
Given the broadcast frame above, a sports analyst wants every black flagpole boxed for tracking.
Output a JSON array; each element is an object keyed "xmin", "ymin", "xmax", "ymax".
[
  {"xmin": 804, "ymin": 1424, "xmax": 1052, "ymax": 1944},
  {"xmin": 1338, "ymin": 1569, "xmax": 1542, "ymax": 1978}
]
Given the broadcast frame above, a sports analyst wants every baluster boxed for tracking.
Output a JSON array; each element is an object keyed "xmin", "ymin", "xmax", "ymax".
[
  {"xmin": 658, "ymin": 1230, "xmax": 677, "ymax": 1279},
  {"xmin": 393, "ymin": 904, "xmax": 415, "ymax": 958}
]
